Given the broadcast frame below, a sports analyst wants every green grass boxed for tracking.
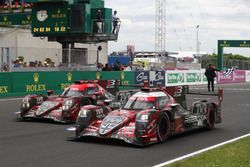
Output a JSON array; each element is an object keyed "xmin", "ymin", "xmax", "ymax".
[{"xmin": 166, "ymin": 137, "xmax": 250, "ymax": 167}]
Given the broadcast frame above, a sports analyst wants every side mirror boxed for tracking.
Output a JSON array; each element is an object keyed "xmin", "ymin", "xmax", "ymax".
[
  {"xmin": 93, "ymin": 92, "xmax": 101, "ymax": 100},
  {"xmin": 170, "ymin": 103, "xmax": 180, "ymax": 110},
  {"xmin": 104, "ymin": 99, "xmax": 112, "ymax": 105},
  {"xmin": 47, "ymin": 90, "xmax": 54, "ymax": 96}
]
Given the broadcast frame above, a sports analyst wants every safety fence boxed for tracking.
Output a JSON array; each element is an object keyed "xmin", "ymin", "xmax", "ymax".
[{"xmin": 0, "ymin": 70, "xmax": 249, "ymax": 98}]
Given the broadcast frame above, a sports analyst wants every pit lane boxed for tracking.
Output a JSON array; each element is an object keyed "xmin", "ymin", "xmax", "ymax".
[{"xmin": 0, "ymin": 83, "xmax": 250, "ymax": 167}]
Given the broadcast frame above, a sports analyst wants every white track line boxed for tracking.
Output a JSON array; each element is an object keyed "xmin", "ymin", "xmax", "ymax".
[
  {"xmin": 0, "ymin": 98, "xmax": 22, "ymax": 102},
  {"xmin": 153, "ymin": 133, "xmax": 250, "ymax": 167}
]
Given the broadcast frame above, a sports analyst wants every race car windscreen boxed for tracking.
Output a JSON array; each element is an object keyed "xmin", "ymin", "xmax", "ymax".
[
  {"xmin": 123, "ymin": 97, "xmax": 156, "ymax": 110},
  {"xmin": 60, "ymin": 88, "xmax": 84, "ymax": 97},
  {"xmin": 83, "ymin": 87, "xmax": 98, "ymax": 95}
]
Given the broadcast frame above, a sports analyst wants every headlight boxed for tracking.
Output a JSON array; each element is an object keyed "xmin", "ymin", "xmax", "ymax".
[
  {"xmin": 62, "ymin": 99, "xmax": 74, "ymax": 110},
  {"xmin": 22, "ymin": 102, "xmax": 30, "ymax": 109},
  {"xmin": 22, "ymin": 97, "xmax": 30, "ymax": 109},
  {"xmin": 78, "ymin": 109, "xmax": 90, "ymax": 117},
  {"xmin": 22, "ymin": 97, "xmax": 29, "ymax": 103}
]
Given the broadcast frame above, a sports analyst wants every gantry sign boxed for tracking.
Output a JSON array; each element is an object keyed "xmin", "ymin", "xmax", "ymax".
[
  {"xmin": 0, "ymin": 0, "xmax": 117, "ymax": 43},
  {"xmin": 218, "ymin": 40, "xmax": 250, "ymax": 69}
]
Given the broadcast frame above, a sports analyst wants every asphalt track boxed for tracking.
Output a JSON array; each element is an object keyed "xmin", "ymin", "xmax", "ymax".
[{"xmin": 0, "ymin": 83, "xmax": 250, "ymax": 167}]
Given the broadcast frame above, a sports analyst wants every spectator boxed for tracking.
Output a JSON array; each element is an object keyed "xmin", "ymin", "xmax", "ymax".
[
  {"xmin": 205, "ymin": 64, "xmax": 219, "ymax": 92},
  {"xmin": 13, "ymin": 60, "xmax": 21, "ymax": 68},
  {"xmin": 3, "ymin": 63, "xmax": 8, "ymax": 71},
  {"xmin": 23, "ymin": 62, "xmax": 27, "ymax": 67},
  {"xmin": 38, "ymin": 61, "xmax": 43, "ymax": 67},
  {"xmin": 96, "ymin": 10, "xmax": 103, "ymax": 33},
  {"xmin": 124, "ymin": 63, "xmax": 132, "ymax": 71},
  {"xmin": 97, "ymin": 62, "xmax": 103, "ymax": 71},
  {"xmin": 112, "ymin": 10, "xmax": 119, "ymax": 34},
  {"xmin": 102, "ymin": 64, "xmax": 111, "ymax": 71},
  {"xmin": 113, "ymin": 61, "xmax": 121, "ymax": 71}
]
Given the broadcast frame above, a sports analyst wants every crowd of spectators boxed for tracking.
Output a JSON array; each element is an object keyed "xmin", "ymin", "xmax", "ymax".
[
  {"xmin": 0, "ymin": 0, "xmax": 32, "ymax": 11},
  {"xmin": 12, "ymin": 59, "xmax": 56, "ymax": 68},
  {"xmin": 98, "ymin": 61, "xmax": 132, "ymax": 71}
]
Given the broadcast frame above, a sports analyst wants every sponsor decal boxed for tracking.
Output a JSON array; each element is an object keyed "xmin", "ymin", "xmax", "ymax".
[
  {"xmin": 150, "ymin": 138, "xmax": 157, "ymax": 142},
  {"xmin": 137, "ymin": 72, "xmax": 147, "ymax": 82},
  {"xmin": 117, "ymin": 91, "xmax": 134, "ymax": 105},
  {"xmin": 186, "ymin": 73, "xmax": 201, "ymax": 83},
  {"xmin": 26, "ymin": 73, "xmax": 46, "ymax": 92},
  {"xmin": 96, "ymin": 72, "xmax": 101, "ymax": 80},
  {"xmin": 36, "ymin": 101, "xmax": 58, "ymax": 115},
  {"xmin": 33, "ymin": 73, "xmax": 39, "ymax": 83},
  {"xmin": 59, "ymin": 72, "xmax": 73, "ymax": 90},
  {"xmin": 0, "ymin": 86, "xmax": 8, "ymax": 94},
  {"xmin": 67, "ymin": 72, "xmax": 73, "ymax": 82},
  {"xmin": 167, "ymin": 73, "xmax": 184, "ymax": 84},
  {"xmin": 217, "ymin": 70, "xmax": 245, "ymax": 84},
  {"xmin": 96, "ymin": 108, "xmax": 105, "ymax": 118},
  {"xmin": 121, "ymin": 71, "xmax": 125, "ymax": 80},
  {"xmin": 135, "ymin": 71, "xmax": 149, "ymax": 85},
  {"xmin": 184, "ymin": 115, "xmax": 206, "ymax": 125},
  {"xmin": 99, "ymin": 116, "xmax": 126, "ymax": 135},
  {"xmin": 26, "ymin": 84, "xmax": 46, "ymax": 92},
  {"xmin": 36, "ymin": 96, "xmax": 44, "ymax": 104},
  {"xmin": 149, "ymin": 71, "xmax": 165, "ymax": 86},
  {"xmin": 155, "ymin": 72, "xmax": 164, "ymax": 81},
  {"xmin": 223, "ymin": 66, "xmax": 238, "ymax": 76}
]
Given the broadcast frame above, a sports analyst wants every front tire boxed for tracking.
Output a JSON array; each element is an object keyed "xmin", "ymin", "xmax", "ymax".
[{"xmin": 157, "ymin": 113, "xmax": 170, "ymax": 143}]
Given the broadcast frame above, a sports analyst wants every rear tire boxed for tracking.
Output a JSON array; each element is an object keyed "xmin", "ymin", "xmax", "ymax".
[
  {"xmin": 206, "ymin": 110, "xmax": 215, "ymax": 130},
  {"xmin": 157, "ymin": 113, "xmax": 170, "ymax": 143}
]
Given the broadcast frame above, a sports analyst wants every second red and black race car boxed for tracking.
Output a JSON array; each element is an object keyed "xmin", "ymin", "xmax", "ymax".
[
  {"xmin": 68, "ymin": 86, "xmax": 223, "ymax": 146},
  {"xmin": 15, "ymin": 80, "xmax": 118, "ymax": 123}
]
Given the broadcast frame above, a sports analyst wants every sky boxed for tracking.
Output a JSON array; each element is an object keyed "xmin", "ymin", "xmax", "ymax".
[{"xmin": 105, "ymin": 0, "xmax": 250, "ymax": 56}]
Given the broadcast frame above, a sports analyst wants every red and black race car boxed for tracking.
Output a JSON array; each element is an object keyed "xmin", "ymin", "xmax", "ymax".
[
  {"xmin": 15, "ymin": 80, "xmax": 118, "ymax": 123},
  {"xmin": 68, "ymin": 86, "xmax": 223, "ymax": 146}
]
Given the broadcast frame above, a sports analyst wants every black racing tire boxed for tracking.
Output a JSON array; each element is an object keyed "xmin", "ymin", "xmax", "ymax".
[
  {"xmin": 157, "ymin": 113, "xmax": 170, "ymax": 143},
  {"xmin": 206, "ymin": 109, "xmax": 215, "ymax": 130},
  {"xmin": 75, "ymin": 125, "xmax": 85, "ymax": 138}
]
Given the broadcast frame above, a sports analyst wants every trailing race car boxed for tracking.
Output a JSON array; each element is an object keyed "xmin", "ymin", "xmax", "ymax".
[
  {"xmin": 15, "ymin": 80, "xmax": 118, "ymax": 123},
  {"xmin": 68, "ymin": 86, "xmax": 223, "ymax": 146}
]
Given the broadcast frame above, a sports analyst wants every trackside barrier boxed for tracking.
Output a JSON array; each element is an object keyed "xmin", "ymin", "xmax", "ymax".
[
  {"xmin": 165, "ymin": 70, "xmax": 207, "ymax": 86},
  {"xmin": 0, "ymin": 71, "xmax": 135, "ymax": 98},
  {"xmin": 245, "ymin": 70, "xmax": 250, "ymax": 82},
  {"xmin": 216, "ymin": 70, "xmax": 246, "ymax": 84},
  {"xmin": 0, "ymin": 70, "xmax": 248, "ymax": 98}
]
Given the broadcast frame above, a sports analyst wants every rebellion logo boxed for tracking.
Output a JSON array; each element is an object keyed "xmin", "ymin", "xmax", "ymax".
[{"xmin": 99, "ymin": 116, "xmax": 126, "ymax": 135}]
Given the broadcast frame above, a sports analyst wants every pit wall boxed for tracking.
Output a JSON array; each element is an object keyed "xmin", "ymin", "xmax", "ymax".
[{"xmin": 0, "ymin": 70, "xmax": 248, "ymax": 98}]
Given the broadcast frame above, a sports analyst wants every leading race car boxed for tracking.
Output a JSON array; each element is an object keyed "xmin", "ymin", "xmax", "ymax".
[
  {"xmin": 68, "ymin": 86, "xmax": 223, "ymax": 146},
  {"xmin": 15, "ymin": 80, "xmax": 117, "ymax": 123}
]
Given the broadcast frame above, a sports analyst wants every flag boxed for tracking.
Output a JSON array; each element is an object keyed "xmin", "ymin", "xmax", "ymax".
[{"xmin": 223, "ymin": 66, "xmax": 238, "ymax": 76}]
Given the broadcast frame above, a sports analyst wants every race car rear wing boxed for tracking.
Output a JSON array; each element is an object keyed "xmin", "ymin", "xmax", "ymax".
[{"xmin": 180, "ymin": 85, "xmax": 223, "ymax": 104}]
